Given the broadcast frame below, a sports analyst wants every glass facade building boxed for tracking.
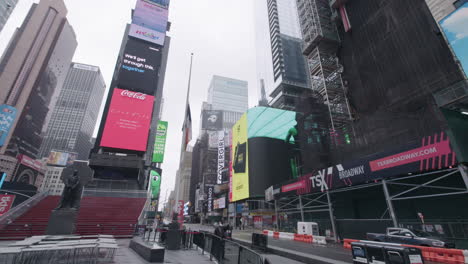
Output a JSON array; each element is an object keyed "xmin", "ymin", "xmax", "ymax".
[
  {"xmin": 0, "ymin": 0, "xmax": 18, "ymax": 33},
  {"xmin": 39, "ymin": 63, "xmax": 105, "ymax": 160},
  {"xmin": 207, "ymin": 75, "xmax": 249, "ymax": 113},
  {"xmin": 255, "ymin": 0, "xmax": 310, "ymax": 110}
]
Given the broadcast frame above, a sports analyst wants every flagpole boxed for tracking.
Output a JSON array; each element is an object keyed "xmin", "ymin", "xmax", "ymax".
[{"xmin": 185, "ymin": 53, "xmax": 194, "ymax": 109}]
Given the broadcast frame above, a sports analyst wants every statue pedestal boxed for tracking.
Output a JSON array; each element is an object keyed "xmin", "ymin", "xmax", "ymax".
[{"xmin": 46, "ymin": 209, "xmax": 78, "ymax": 235}]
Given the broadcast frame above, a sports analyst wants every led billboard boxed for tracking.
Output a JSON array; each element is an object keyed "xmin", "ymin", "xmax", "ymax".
[
  {"xmin": 152, "ymin": 121, "xmax": 168, "ymax": 163},
  {"xmin": 0, "ymin": 105, "xmax": 17, "ymax": 147},
  {"xmin": 247, "ymin": 107, "xmax": 296, "ymax": 140},
  {"xmin": 440, "ymin": 3, "xmax": 468, "ymax": 76},
  {"xmin": 47, "ymin": 151, "xmax": 77, "ymax": 166},
  {"xmin": 100, "ymin": 88, "xmax": 154, "ymax": 151},
  {"xmin": 129, "ymin": 24, "xmax": 165, "ymax": 46},
  {"xmin": 201, "ymin": 110, "xmax": 223, "ymax": 130},
  {"xmin": 118, "ymin": 38, "xmax": 162, "ymax": 95},
  {"xmin": 231, "ymin": 113, "xmax": 248, "ymax": 202},
  {"xmin": 230, "ymin": 107, "xmax": 297, "ymax": 202},
  {"xmin": 133, "ymin": 0, "xmax": 168, "ymax": 33},
  {"xmin": 144, "ymin": 0, "xmax": 170, "ymax": 9},
  {"xmin": 150, "ymin": 169, "xmax": 162, "ymax": 199}
]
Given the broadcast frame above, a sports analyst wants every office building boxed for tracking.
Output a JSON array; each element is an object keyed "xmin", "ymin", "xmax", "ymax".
[
  {"xmin": 425, "ymin": 0, "xmax": 457, "ymax": 22},
  {"xmin": 174, "ymin": 149, "xmax": 192, "ymax": 204},
  {"xmin": 0, "ymin": 0, "xmax": 18, "ymax": 33},
  {"xmin": 207, "ymin": 75, "xmax": 248, "ymax": 113},
  {"xmin": 39, "ymin": 63, "xmax": 105, "ymax": 160},
  {"xmin": 0, "ymin": 0, "xmax": 75, "ymax": 159},
  {"xmin": 255, "ymin": 0, "xmax": 310, "ymax": 110},
  {"xmin": 39, "ymin": 166, "xmax": 65, "ymax": 195}
]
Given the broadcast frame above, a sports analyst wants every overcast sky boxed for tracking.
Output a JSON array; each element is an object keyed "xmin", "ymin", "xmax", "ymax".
[{"xmin": 0, "ymin": 0, "xmax": 260, "ymax": 204}]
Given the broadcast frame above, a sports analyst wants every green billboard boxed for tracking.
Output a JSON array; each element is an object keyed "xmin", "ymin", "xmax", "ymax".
[
  {"xmin": 152, "ymin": 121, "xmax": 168, "ymax": 163},
  {"xmin": 150, "ymin": 170, "xmax": 162, "ymax": 199}
]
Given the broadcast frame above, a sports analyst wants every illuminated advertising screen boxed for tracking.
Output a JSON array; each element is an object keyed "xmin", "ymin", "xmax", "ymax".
[
  {"xmin": 133, "ymin": 0, "xmax": 168, "ymax": 34},
  {"xmin": 152, "ymin": 121, "xmax": 168, "ymax": 163},
  {"xmin": 47, "ymin": 151, "xmax": 77, "ymax": 166},
  {"xmin": 150, "ymin": 169, "xmax": 162, "ymax": 199},
  {"xmin": 0, "ymin": 105, "xmax": 17, "ymax": 147},
  {"xmin": 440, "ymin": 3, "xmax": 468, "ymax": 76},
  {"xmin": 202, "ymin": 110, "xmax": 223, "ymax": 130},
  {"xmin": 129, "ymin": 23, "xmax": 165, "ymax": 46},
  {"xmin": 231, "ymin": 113, "xmax": 248, "ymax": 202},
  {"xmin": 144, "ymin": 0, "xmax": 170, "ymax": 9},
  {"xmin": 230, "ymin": 107, "xmax": 297, "ymax": 202},
  {"xmin": 100, "ymin": 88, "xmax": 154, "ymax": 151},
  {"xmin": 118, "ymin": 38, "xmax": 162, "ymax": 95}
]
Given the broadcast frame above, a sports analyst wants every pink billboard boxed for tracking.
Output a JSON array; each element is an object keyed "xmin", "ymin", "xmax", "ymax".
[
  {"xmin": 0, "ymin": 195, "xmax": 15, "ymax": 216},
  {"xmin": 100, "ymin": 88, "xmax": 154, "ymax": 151}
]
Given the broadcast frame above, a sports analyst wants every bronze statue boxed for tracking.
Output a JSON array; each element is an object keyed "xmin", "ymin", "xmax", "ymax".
[{"xmin": 56, "ymin": 169, "xmax": 81, "ymax": 210}]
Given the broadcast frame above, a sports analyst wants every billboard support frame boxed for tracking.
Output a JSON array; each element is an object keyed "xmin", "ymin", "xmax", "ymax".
[
  {"xmin": 382, "ymin": 179, "xmax": 398, "ymax": 227},
  {"xmin": 326, "ymin": 191, "xmax": 338, "ymax": 242},
  {"xmin": 272, "ymin": 167, "xmax": 468, "ymax": 239},
  {"xmin": 298, "ymin": 195, "xmax": 304, "ymax": 222}
]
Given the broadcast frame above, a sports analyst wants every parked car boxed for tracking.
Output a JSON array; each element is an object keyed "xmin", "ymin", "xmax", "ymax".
[{"xmin": 367, "ymin": 228, "xmax": 455, "ymax": 248}]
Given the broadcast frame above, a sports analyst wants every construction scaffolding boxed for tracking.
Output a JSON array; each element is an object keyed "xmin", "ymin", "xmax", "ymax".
[{"xmin": 296, "ymin": 0, "xmax": 352, "ymax": 146}]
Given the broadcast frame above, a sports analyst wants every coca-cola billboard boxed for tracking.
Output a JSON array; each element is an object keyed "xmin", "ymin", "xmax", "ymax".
[{"xmin": 100, "ymin": 88, "xmax": 154, "ymax": 151}]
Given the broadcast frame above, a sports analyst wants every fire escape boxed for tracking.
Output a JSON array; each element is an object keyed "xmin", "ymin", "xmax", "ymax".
[{"xmin": 296, "ymin": 0, "xmax": 353, "ymax": 146}]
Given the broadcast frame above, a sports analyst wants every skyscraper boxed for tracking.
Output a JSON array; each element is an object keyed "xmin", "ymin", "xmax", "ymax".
[
  {"xmin": 255, "ymin": 0, "xmax": 310, "ymax": 110},
  {"xmin": 425, "ymin": 0, "xmax": 457, "ymax": 22},
  {"xmin": 39, "ymin": 63, "xmax": 106, "ymax": 160},
  {"xmin": 0, "ymin": 0, "xmax": 18, "ymax": 33},
  {"xmin": 0, "ymin": 0, "xmax": 75, "ymax": 159},
  {"xmin": 207, "ymin": 75, "xmax": 248, "ymax": 113}
]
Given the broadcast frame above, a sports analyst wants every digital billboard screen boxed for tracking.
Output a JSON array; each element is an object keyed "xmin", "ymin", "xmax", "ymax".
[
  {"xmin": 133, "ymin": 0, "xmax": 168, "ymax": 34},
  {"xmin": 118, "ymin": 38, "xmax": 162, "ymax": 95},
  {"xmin": 152, "ymin": 121, "xmax": 168, "ymax": 163},
  {"xmin": 230, "ymin": 107, "xmax": 297, "ymax": 202},
  {"xmin": 144, "ymin": 0, "xmax": 170, "ymax": 9},
  {"xmin": 202, "ymin": 110, "xmax": 223, "ymax": 130},
  {"xmin": 129, "ymin": 23, "xmax": 165, "ymax": 46},
  {"xmin": 100, "ymin": 88, "xmax": 154, "ymax": 151},
  {"xmin": 231, "ymin": 113, "xmax": 248, "ymax": 202},
  {"xmin": 440, "ymin": 3, "xmax": 468, "ymax": 76},
  {"xmin": 0, "ymin": 105, "xmax": 17, "ymax": 147}
]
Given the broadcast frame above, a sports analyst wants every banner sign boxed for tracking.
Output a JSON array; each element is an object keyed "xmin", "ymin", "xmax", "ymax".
[
  {"xmin": 152, "ymin": 121, "xmax": 168, "ymax": 163},
  {"xmin": 17, "ymin": 154, "xmax": 44, "ymax": 173},
  {"xmin": 150, "ymin": 169, "xmax": 162, "ymax": 199},
  {"xmin": 280, "ymin": 132, "xmax": 457, "ymax": 195},
  {"xmin": 207, "ymin": 186, "xmax": 214, "ymax": 212},
  {"xmin": 214, "ymin": 197, "xmax": 226, "ymax": 209},
  {"xmin": 177, "ymin": 200, "xmax": 184, "ymax": 228},
  {"xmin": 0, "ymin": 105, "xmax": 17, "ymax": 147},
  {"xmin": 217, "ymin": 130, "xmax": 225, "ymax": 184},
  {"xmin": 0, "ymin": 195, "xmax": 15, "ymax": 216}
]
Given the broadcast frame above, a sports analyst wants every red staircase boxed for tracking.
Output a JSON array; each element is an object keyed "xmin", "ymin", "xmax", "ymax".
[
  {"xmin": 0, "ymin": 196, "xmax": 60, "ymax": 240},
  {"xmin": 75, "ymin": 197, "xmax": 146, "ymax": 238}
]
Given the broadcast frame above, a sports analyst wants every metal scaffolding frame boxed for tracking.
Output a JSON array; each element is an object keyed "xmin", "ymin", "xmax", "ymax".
[
  {"xmin": 271, "ymin": 165, "xmax": 468, "ymax": 241},
  {"xmin": 296, "ymin": 0, "xmax": 353, "ymax": 146}
]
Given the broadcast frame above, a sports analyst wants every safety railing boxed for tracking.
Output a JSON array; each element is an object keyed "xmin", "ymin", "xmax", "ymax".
[
  {"xmin": 193, "ymin": 231, "xmax": 269, "ymax": 264},
  {"xmin": 0, "ymin": 191, "xmax": 49, "ymax": 229},
  {"xmin": 82, "ymin": 188, "xmax": 147, "ymax": 198}
]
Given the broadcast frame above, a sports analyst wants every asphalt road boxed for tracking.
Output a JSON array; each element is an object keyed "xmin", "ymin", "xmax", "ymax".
[{"xmin": 185, "ymin": 224, "xmax": 352, "ymax": 264}]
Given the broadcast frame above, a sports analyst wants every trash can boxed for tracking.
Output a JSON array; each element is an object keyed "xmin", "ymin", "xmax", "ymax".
[{"xmin": 165, "ymin": 229, "xmax": 181, "ymax": 250}]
